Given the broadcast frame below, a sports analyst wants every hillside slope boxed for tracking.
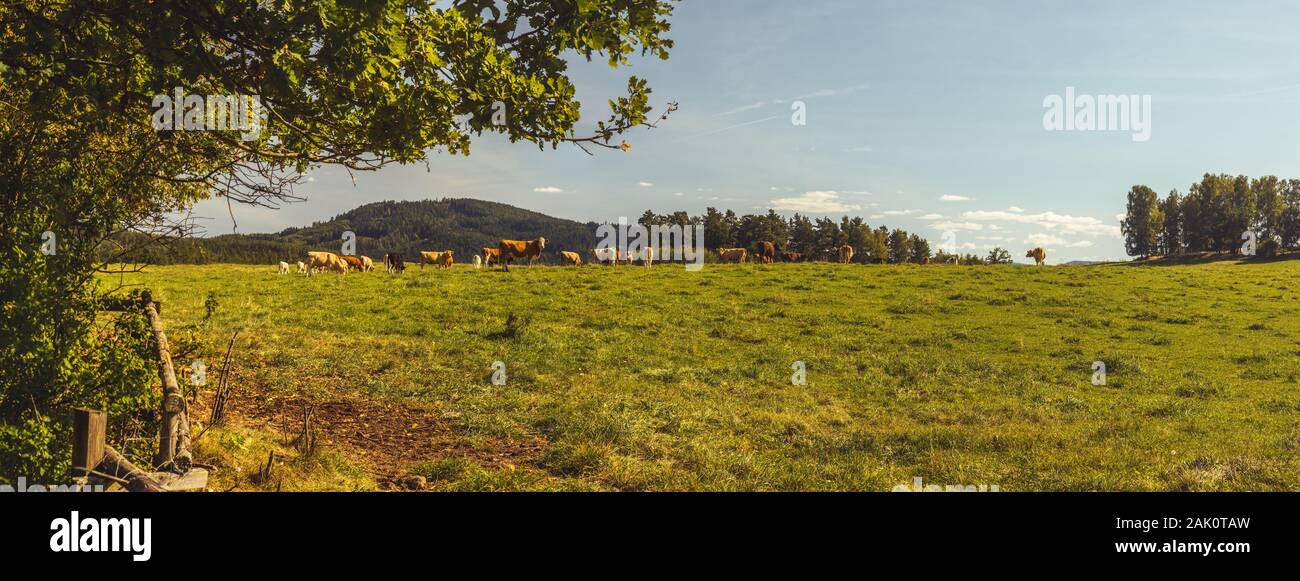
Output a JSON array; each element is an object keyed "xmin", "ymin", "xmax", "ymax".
[{"xmin": 113, "ymin": 198, "xmax": 597, "ymax": 265}]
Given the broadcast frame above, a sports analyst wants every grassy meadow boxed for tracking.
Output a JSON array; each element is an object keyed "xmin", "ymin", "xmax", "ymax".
[{"xmin": 100, "ymin": 259, "xmax": 1300, "ymax": 491}]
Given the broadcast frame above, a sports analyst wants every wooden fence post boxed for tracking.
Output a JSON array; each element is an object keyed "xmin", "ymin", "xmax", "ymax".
[
  {"xmin": 71, "ymin": 408, "xmax": 106, "ymax": 476},
  {"xmin": 143, "ymin": 293, "xmax": 191, "ymax": 471}
]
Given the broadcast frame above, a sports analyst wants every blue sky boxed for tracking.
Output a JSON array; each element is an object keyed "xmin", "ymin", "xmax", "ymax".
[{"xmin": 193, "ymin": 0, "xmax": 1300, "ymax": 263}]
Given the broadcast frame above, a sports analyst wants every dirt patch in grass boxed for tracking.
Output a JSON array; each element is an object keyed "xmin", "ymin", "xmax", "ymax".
[{"xmin": 224, "ymin": 388, "xmax": 544, "ymax": 489}]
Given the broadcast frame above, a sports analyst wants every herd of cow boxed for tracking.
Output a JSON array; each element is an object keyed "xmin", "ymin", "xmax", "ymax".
[
  {"xmin": 276, "ymin": 237, "xmax": 1051, "ymax": 275},
  {"xmin": 279, "ymin": 238, "xmax": 551, "ymax": 276}
]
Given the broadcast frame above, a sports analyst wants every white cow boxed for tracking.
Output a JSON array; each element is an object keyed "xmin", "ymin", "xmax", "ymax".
[
  {"xmin": 592, "ymin": 247, "xmax": 619, "ymax": 266},
  {"xmin": 473, "ymin": 255, "xmax": 482, "ymax": 269},
  {"xmin": 277, "ymin": 261, "xmax": 290, "ymax": 274},
  {"xmin": 628, "ymin": 246, "xmax": 654, "ymax": 269},
  {"xmin": 297, "ymin": 261, "xmax": 308, "ymax": 274}
]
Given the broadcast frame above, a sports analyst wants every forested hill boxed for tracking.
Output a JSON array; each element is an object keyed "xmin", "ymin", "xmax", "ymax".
[{"xmin": 112, "ymin": 199, "xmax": 598, "ymax": 265}]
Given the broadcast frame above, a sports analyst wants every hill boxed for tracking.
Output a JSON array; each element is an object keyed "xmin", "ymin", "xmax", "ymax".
[{"xmin": 108, "ymin": 198, "xmax": 597, "ymax": 265}]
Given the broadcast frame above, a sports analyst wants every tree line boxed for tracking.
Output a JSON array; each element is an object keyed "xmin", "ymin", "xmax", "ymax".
[
  {"xmin": 1122, "ymin": 174, "xmax": 1300, "ymax": 258},
  {"xmin": 636, "ymin": 208, "xmax": 1010, "ymax": 264},
  {"xmin": 637, "ymin": 208, "xmax": 932, "ymax": 263}
]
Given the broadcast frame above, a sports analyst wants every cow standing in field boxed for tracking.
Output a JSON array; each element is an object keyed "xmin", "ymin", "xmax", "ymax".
[
  {"xmin": 306, "ymin": 251, "xmax": 348, "ymax": 276},
  {"xmin": 297, "ymin": 261, "xmax": 307, "ymax": 274},
  {"xmin": 498, "ymin": 238, "xmax": 546, "ymax": 271},
  {"xmin": 1026, "ymin": 247, "xmax": 1047, "ymax": 266},
  {"xmin": 481, "ymin": 247, "xmax": 500, "ymax": 267},
  {"xmin": 384, "ymin": 253, "xmax": 405, "ymax": 273},
  {"xmin": 718, "ymin": 248, "xmax": 747, "ymax": 264},
  {"xmin": 341, "ymin": 255, "xmax": 365, "ymax": 272},
  {"xmin": 277, "ymin": 261, "xmax": 290, "ymax": 274},
  {"xmin": 781, "ymin": 251, "xmax": 803, "ymax": 262},
  {"xmin": 361, "ymin": 256, "xmax": 375, "ymax": 272},
  {"xmin": 628, "ymin": 246, "xmax": 654, "ymax": 268},
  {"xmin": 838, "ymin": 245, "xmax": 855, "ymax": 264},
  {"xmin": 560, "ymin": 251, "xmax": 582, "ymax": 266},
  {"xmin": 921, "ymin": 256, "xmax": 930, "ymax": 265},
  {"xmin": 420, "ymin": 250, "xmax": 454, "ymax": 269},
  {"xmin": 473, "ymin": 255, "xmax": 482, "ymax": 269},
  {"xmin": 757, "ymin": 241, "xmax": 776, "ymax": 265},
  {"xmin": 592, "ymin": 247, "xmax": 619, "ymax": 266}
]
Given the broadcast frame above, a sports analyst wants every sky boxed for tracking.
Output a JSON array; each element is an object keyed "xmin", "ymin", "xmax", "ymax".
[{"xmin": 191, "ymin": 0, "xmax": 1300, "ymax": 264}]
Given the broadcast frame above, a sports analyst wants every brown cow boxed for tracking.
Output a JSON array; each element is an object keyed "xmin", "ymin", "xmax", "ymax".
[
  {"xmin": 780, "ymin": 251, "xmax": 803, "ymax": 262},
  {"xmin": 305, "ymin": 251, "xmax": 348, "ymax": 276},
  {"xmin": 920, "ymin": 256, "xmax": 930, "ymax": 265},
  {"xmin": 1026, "ymin": 247, "xmax": 1047, "ymax": 266},
  {"xmin": 756, "ymin": 241, "xmax": 776, "ymax": 265},
  {"xmin": 420, "ymin": 250, "xmax": 454, "ymax": 269},
  {"xmin": 838, "ymin": 245, "xmax": 855, "ymax": 264},
  {"xmin": 560, "ymin": 251, "xmax": 582, "ymax": 266},
  {"xmin": 481, "ymin": 247, "xmax": 500, "ymax": 266},
  {"xmin": 718, "ymin": 247, "xmax": 747, "ymax": 263},
  {"xmin": 340, "ymin": 255, "xmax": 365, "ymax": 272},
  {"xmin": 499, "ymin": 238, "xmax": 546, "ymax": 270}
]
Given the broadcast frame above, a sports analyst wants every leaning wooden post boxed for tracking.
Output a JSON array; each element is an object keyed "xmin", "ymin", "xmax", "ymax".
[
  {"xmin": 142, "ymin": 292, "xmax": 191, "ymax": 471},
  {"xmin": 71, "ymin": 408, "xmax": 106, "ymax": 477}
]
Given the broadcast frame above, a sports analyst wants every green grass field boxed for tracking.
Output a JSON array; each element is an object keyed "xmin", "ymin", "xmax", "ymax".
[{"xmin": 102, "ymin": 259, "xmax": 1300, "ymax": 491}]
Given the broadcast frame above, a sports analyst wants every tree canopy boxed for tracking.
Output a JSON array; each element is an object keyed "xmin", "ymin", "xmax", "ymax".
[{"xmin": 1122, "ymin": 174, "xmax": 1300, "ymax": 258}]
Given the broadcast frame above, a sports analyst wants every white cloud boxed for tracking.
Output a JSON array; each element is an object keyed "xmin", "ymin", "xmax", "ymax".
[
  {"xmin": 638, "ymin": 181, "xmax": 654, "ymax": 187},
  {"xmin": 1115, "ymin": 213, "xmax": 1126, "ymax": 222},
  {"xmin": 1023, "ymin": 234, "xmax": 1098, "ymax": 248},
  {"xmin": 845, "ymin": 146, "xmax": 874, "ymax": 153},
  {"xmin": 882, "ymin": 209, "xmax": 918, "ymax": 216},
  {"xmin": 769, "ymin": 191, "xmax": 862, "ymax": 213},
  {"xmin": 963, "ymin": 210, "xmax": 1121, "ymax": 237},
  {"xmin": 793, "ymin": 85, "xmax": 869, "ymax": 100},
  {"xmin": 918, "ymin": 213, "xmax": 946, "ymax": 220},
  {"xmin": 533, "ymin": 186, "xmax": 564, "ymax": 193},
  {"xmin": 940, "ymin": 195, "xmax": 971, "ymax": 202},
  {"xmin": 719, "ymin": 101, "xmax": 770, "ymax": 116},
  {"xmin": 1007, "ymin": 206, "xmax": 1024, "ymax": 212},
  {"xmin": 718, "ymin": 84, "xmax": 869, "ymax": 116},
  {"xmin": 673, "ymin": 192, "xmax": 685, "ymax": 197},
  {"xmin": 1024, "ymin": 233, "xmax": 1067, "ymax": 246},
  {"xmin": 930, "ymin": 221, "xmax": 984, "ymax": 231}
]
